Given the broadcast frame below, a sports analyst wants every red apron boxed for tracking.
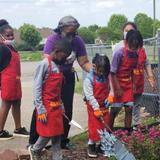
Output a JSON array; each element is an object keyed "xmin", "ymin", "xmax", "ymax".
[
  {"xmin": 87, "ymin": 75, "xmax": 110, "ymax": 141},
  {"xmin": 36, "ymin": 57, "xmax": 64, "ymax": 137},
  {"xmin": 0, "ymin": 42, "xmax": 22, "ymax": 100},
  {"xmin": 133, "ymin": 48, "xmax": 146, "ymax": 94},
  {"xmin": 115, "ymin": 41, "xmax": 138, "ymax": 103}
]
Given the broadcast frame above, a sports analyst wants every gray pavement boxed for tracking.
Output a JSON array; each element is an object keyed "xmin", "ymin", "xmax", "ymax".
[{"xmin": 0, "ymin": 61, "xmax": 88, "ymax": 151}]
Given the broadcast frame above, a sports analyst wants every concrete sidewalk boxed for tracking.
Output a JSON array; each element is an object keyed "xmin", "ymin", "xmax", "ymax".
[{"xmin": 0, "ymin": 62, "xmax": 87, "ymax": 151}]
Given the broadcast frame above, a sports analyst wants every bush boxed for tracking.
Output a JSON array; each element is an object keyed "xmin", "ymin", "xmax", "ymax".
[
  {"xmin": 14, "ymin": 42, "xmax": 44, "ymax": 51},
  {"xmin": 36, "ymin": 43, "xmax": 44, "ymax": 51},
  {"xmin": 14, "ymin": 42, "xmax": 32, "ymax": 51},
  {"xmin": 114, "ymin": 126, "xmax": 160, "ymax": 160}
]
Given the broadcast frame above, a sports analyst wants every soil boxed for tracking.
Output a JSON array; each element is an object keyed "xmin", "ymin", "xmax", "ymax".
[
  {"xmin": 63, "ymin": 147, "xmax": 109, "ymax": 160},
  {"xmin": 43, "ymin": 144, "xmax": 110, "ymax": 160}
]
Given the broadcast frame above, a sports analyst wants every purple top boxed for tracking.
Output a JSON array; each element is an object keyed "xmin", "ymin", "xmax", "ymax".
[
  {"xmin": 43, "ymin": 33, "xmax": 87, "ymax": 72},
  {"xmin": 111, "ymin": 47, "xmax": 138, "ymax": 73}
]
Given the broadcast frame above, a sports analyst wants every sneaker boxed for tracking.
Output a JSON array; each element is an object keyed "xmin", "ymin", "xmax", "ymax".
[
  {"xmin": 61, "ymin": 142, "xmax": 75, "ymax": 150},
  {"xmin": 87, "ymin": 144, "xmax": 98, "ymax": 158},
  {"xmin": 26, "ymin": 143, "xmax": 33, "ymax": 149},
  {"xmin": 28, "ymin": 146, "xmax": 42, "ymax": 160},
  {"xmin": 13, "ymin": 127, "xmax": 29, "ymax": 137},
  {"xmin": 45, "ymin": 144, "xmax": 52, "ymax": 150},
  {"xmin": 97, "ymin": 144, "xmax": 108, "ymax": 157},
  {"xmin": 0, "ymin": 130, "xmax": 13, "ymax": 140}
]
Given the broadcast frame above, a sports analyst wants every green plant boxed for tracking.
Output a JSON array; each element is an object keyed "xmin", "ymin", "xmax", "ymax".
[
  {"xmin": 114, "ymin": 126, "xmax": 160, "ymax": 160},
  {"xmin": 19, "ymin": 23, "xmax": 42, "ymax": 51},
  {"xmin": 71, "ymin": 131, "xmax": 88, "ymax": 148}
]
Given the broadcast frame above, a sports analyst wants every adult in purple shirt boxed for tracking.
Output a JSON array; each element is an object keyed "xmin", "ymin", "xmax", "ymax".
[{"xmin": 28, "ymin": 16, "xmax": 91, "ymax": 149}]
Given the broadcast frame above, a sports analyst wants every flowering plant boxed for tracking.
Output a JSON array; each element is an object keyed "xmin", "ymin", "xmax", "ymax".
[{"xmin": 113, "ymin": 125, "xmax": 160, "ymax": 160}]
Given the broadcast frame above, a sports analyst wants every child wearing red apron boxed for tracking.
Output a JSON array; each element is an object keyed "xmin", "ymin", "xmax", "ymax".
[
  {"xmin": 83, "ymin": 54, "xmax": 114, "ymax": 158},
  {"xmin": 110, "ymin": 30, "xmax": 143, "ymax": 132},
  {"xmin": 0, "ymin": 19, "xmax": 28, "ymax": 140},
  {"xmin": 132, "ymin": 48, "xmax": 146, "ymax": 126},
  {"xmin": 29, "ymin": 38, "xmax": 72, "ymax": 160},
  {"xmin": 133, "ymin": 47, "xmax": 156, "ymax": 127},
  {"xmin": 111, "ymin": 22, "xmax": 156, "ymax": 130}
]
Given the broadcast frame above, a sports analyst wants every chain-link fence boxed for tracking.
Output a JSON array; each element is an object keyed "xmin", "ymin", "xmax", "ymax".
[
  {"xmin": 84, "ymin": 30, "xmax": 160, "ymax": 116},
  {"xmin": 141, "ymin": 34, "xmax": 159, "ymax": 116}
]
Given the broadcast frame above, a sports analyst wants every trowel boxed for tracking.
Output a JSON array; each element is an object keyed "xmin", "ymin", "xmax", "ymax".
[{"xmin": 63, "ymin": 114, "xmax": 84, "ymax": 131}]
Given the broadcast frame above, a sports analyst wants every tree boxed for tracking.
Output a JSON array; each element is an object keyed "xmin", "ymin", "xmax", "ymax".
[
  {"xmin": 88, "ymin": 24, "xmax": 99, "ymax": 32},
  {"xmin": 134, "ymin": 13, "xmax": 153, "ymax": 38},
  {"xmin": 78, "ymin": 27, "xmax": 95, "ymax": 44},
  {"xmin": 19, "ymin": 24, "xmax": 42, "ymax": 50},
  {"xmin": 97, "ymin": 27, "xmax": 120, "ymax": 43},
  {"xmin": 153, "ymin": 20, "xmax": 160, "ymax": 32},
  {"xmin": 108, "ymin": 14, "xmax": 128, "ymax": 40}
]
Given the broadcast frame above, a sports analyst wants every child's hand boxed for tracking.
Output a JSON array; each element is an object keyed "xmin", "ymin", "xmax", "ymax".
[
  {"xmin": 94, "ymin": 109, "xmax": 103, "ymax": 118},
  {"xmin": 104, "ymin": 95, "xmax": 114, "ymax": 108},
  {"xmin": 148, "ymin": 76, "xmax": 157, "ymax": 91},
  {"xmin": 38, "ymin": 112, "xmax": 47, "ymax": 124}
]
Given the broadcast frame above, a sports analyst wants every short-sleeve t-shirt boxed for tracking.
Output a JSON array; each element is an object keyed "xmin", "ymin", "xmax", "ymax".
[
  {"xmin": 111, "ymin": 47, "xmax": 138, "ymax": 73},
  {"xmin": 113, "ymin": 40, "xmax": 149, "ymax": 66},
  {"xmin": 43, "ymin": 33, "xmax": 87, "ymax": 72}
]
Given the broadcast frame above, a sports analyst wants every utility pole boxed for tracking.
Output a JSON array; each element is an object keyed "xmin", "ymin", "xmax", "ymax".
[
  {"xmin": 157, "ymin": 29, "xmax": 160, "ymax": 117},
  {"xmin": 153, "ymin": 0, "xmax": 156, "ymax": 61},
  {"xmin": 153, "ymin": 0, "xmax": 156, "ymax": 36}
]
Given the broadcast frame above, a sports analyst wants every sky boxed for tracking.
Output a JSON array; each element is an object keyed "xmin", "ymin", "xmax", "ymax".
[{"xmin": 0, "ymin": 0, "xmax": 160, "ymax": 29}]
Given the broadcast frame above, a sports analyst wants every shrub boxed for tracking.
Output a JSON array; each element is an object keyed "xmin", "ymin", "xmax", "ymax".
[{"xmin": 113, "ymin": 125, "xmax": 160, "ymax": 160}]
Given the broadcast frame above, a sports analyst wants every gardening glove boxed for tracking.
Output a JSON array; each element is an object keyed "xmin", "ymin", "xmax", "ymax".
[
  {"xmin": 94, "ymin": 109, "xmax": 103, "ymax": 118},
  {"xmin": 38, "ymin": 112, "xmax": 47, "ymax": 124},
  {"xmin": 104, "ymin": 95, "xmax": 114, "ymax": 109},
  {"xmin": 104, "ymin": 100, "xmax": 110, "ymax": 109}
]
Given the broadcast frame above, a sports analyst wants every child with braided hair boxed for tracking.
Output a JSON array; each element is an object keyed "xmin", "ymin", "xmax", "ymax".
[{"xmin": 83, "ymin": 53, "xmax": 114, "ymax": 158}]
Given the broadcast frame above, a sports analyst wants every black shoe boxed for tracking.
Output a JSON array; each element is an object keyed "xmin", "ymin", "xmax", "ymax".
[
  {"xmin": 61, "ymin": 142, "xmax": 75, "ymax": 150},
  {"xmin": 0, "ymin": 130, "xmax": 13, "ymax": 140},
  {"xmin": 45, "ymin": 144, "xmax": 52, "ymax": 150},
  {"xmin": 26, "ymin": 143, "xmax": 33, "ymax": 149},
  {"xmin": 28, "ymin": 146, "xmax": 42, "ymax": 160},
  {"xmin": 87, "ymin": 144, "xmax": 97, "ymax": 158},
  {"xmin": 13, "ymin": 127, "xmax": 29, "ymax": 137},
  {"xmin": 97, "ymin": 144, "xmax": 108, "ymax": 157}
]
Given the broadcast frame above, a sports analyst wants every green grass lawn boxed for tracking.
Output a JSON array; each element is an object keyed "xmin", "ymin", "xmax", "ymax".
[
  {"xmin": 19, "ymin": 51, "xmax": 42, "ymax": 61},
  {"xmin": 19, "ymin": 47, "xmax": 159, "ymax": 63}
]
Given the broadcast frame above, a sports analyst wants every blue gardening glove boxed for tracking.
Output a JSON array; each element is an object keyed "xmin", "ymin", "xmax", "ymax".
[
  {"xmin": 104, "ymin": 100, "xmax": 110, "ymax": 109},
  {"xmin": 104, "ymin": 95, "xmax": 114, "ymax": 109}
]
